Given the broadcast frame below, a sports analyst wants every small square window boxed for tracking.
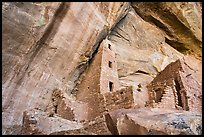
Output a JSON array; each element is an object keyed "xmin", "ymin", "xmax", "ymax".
[
  {"xmin": 108, "ymin": 61, "xmax": 112, "ymax": 68},
  {"xmin": 109, "ymin": 81, "xmax": 113, "ymax": 92}
]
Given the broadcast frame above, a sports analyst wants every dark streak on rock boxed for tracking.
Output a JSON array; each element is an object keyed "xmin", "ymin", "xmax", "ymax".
[
  {"xmin": 16, "ymin": 2, "xmax": 70, "ymax": 86},
  {"xmin": 131, "ymin": 2, "xmax": 202, "ymax": 59},
  {"xmin": 135, "ymin": 70, "xmax": 150, "ymax": 75},
  {"xmin": 165, "ymin": 37, "xmax": 189, "ymax": 53}
]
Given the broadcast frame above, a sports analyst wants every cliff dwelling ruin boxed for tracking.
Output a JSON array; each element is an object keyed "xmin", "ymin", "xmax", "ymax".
[
  {"xmin": 21, "ymin": 39, "xmax": 135, "ymax": 135},
  {"xmin": 2, "ymin": 2, "xmax": 202, "ymax": 135},
  {"xmin": 147, "ymin": 59, "xmax": 202, "ymax": 113}
]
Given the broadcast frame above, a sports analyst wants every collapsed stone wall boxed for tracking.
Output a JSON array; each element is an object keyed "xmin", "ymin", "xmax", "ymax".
[
  {"xmin": 178, "ymin": 71, "xmax": 202, "ymax": 113},
  {"xmin": 82, "ymin": 114, "xmax": 113, "ymax": 135},
  {"xmin": 21, "ymin": 109, "xmax": 84, "ymax": 135},
  {"xmin": 45, "ymin": 89, "xmax": 89, "ymax": 122}
]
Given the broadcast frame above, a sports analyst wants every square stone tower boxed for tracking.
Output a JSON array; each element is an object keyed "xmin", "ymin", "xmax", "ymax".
[
  {"xmin": 99, "ymin": 39, "xmax": 120, "ymax": 94},
  {"xmin": 75, "ymin": 39, "xmax": 120, "ymax": 120}
]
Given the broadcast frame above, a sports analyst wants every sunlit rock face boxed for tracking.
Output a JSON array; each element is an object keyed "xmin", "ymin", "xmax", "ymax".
[
  {"xmin": 2, "ymin": 2, "xmax": 129, "ymax": 134},
  {"xmin": 2, "ymin": 2, "xmax": 202, "ymax": 135},
  {"xmin": 131, "ymin": 2, "xmax": 202, "ymax": 59},
  {"xmin": 108, "ymin": 2, "xmax": 202, "ymax": 108}
]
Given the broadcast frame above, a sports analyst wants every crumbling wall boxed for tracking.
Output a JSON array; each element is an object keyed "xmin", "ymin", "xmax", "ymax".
[
  {"xmin": 179, "ymin": 71, "xmax": 202, "ymax": 113},
  {"xmin": 46, "ymin": 89, "xmax": 74, "ymax": 120},
  {"xmin": 152, "ymin": 86, "xmax": 176, "ymax": 109},
  {"xmin": 46, "ymin": 89, "xmax": 89, "ymax": 122},
  {"xmin": 50, "ymin": 129, "xmax": 97, "ymax": 135},
  {"xmin": 151, "ymin": 59, "xmax": 189, "ymax": 82},
  {"xmin": 22, "ymin": 108, "xmax": 117, "ymax": 135}
]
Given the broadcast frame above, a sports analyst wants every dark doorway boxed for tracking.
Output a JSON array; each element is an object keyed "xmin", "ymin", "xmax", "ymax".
[
  {"xmin": 154, "ymin": 88, "xmax": 163, "ymax": 103},
  {"xmin": 174, "ymin": 79, "xmax": 183, "ymax": 108}
]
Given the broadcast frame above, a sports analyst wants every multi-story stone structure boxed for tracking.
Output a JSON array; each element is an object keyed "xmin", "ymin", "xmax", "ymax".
[
  {"xmin": 76, "ymin": 39, "xmax": 134, "ymax": 121},
  {"xmin": 147, "ymin": 59, "xmax": 202, "ymax": 113},
  {"xmin": 21, "ymin": 45, "xmax": 201, "ymax": 135}
]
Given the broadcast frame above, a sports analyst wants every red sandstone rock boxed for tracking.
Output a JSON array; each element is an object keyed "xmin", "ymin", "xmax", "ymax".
[{"xmin": 2, "ymin": 3, "xmax": 129, "ymax": 133}]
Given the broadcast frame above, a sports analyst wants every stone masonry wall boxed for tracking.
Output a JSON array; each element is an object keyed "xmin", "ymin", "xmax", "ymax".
[
  {"xmin": 100, "ymin": 40, "xmax": 120, "ymax": 94},
  {"xmin": 21, "ymin": 109, "xmax": 84, "ymax": 135},
  {"xmin": 45, "ymin": 89, "xmax": 89, "ymax": 122},
  {"xmin": 76, "ymin": 39, "xmax": 121, "ymax": 121},
  {"xmin": 75, "ymin": 40, "xmax": 105, "ymax": 121},
  {"xmin": 147, "ymin": 59, "xmax": 202, "ymax": 113},
  {"xmin": 179, "ymin": 71, "xmax": 202, "ymax": 113},
  {"xmin": 152, "ymin": 86, "xmax": 176, "ymax": 109},
  {"xmin": 104, "ymin": 86, "xmax": 134, "ymax": 112}
]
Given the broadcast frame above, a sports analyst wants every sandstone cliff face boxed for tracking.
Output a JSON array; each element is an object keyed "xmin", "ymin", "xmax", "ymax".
[
  {"xmin": 108, "ymin": 2, "xmax": 202, "ymax": 108},
  {"xmin": 2, "ymin": 2, "xmax": 202, "ymax": 135},
  {"xmin": 132, "ymin": 2, "xmax": 202, "ymax": 59},
  {"xmin": 2, "ymin": 2, "xmax": 129, "ymax": 134}
]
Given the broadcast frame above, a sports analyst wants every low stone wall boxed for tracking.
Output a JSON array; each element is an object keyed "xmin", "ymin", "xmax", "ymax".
[{"xmin": 104, "ymin": 86, "xmax": 134, "ymax": 112}]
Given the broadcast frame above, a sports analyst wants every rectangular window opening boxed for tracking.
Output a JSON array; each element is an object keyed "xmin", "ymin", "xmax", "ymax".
[
  {"xmin": 108, "ymin": 61, "xmax": 112, "ymax": 68},
  {"xmin": 108, "ymin": 44, "xmax": 111, "ymax": 50},
  {"xmin": 109, "ymin": 81, "xmax": 113, "ymax": 92}
]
